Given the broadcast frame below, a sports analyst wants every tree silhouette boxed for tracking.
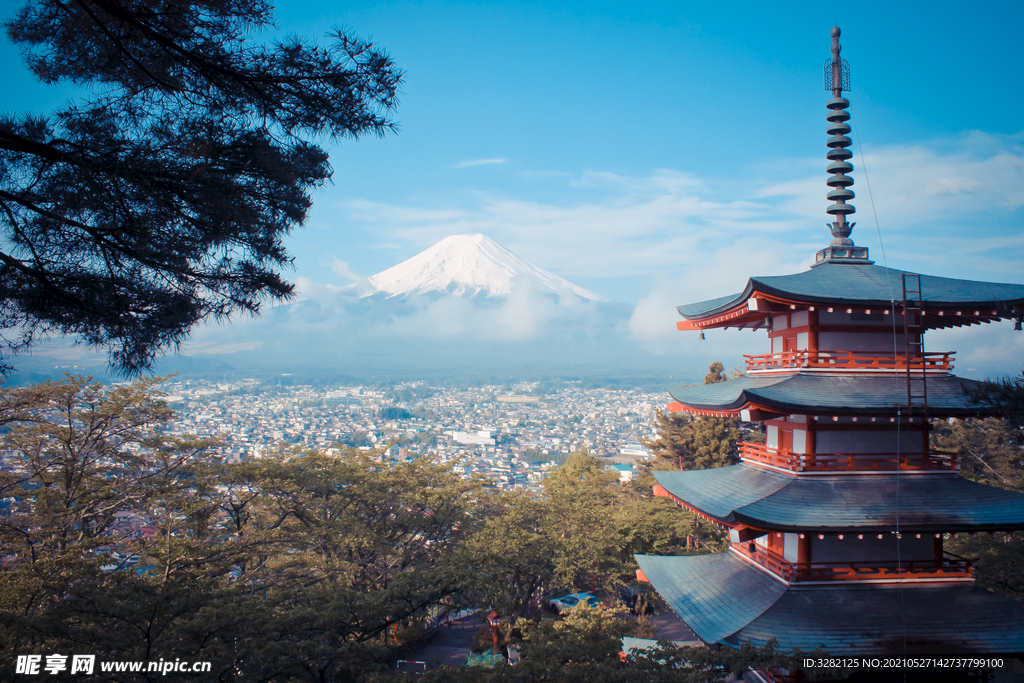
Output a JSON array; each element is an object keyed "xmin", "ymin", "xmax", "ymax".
[{"xmin": 0, "ymin": 0, "xmax": 402, "ymax": 374}]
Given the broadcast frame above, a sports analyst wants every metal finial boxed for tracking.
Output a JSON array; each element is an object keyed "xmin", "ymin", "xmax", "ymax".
[{"xmin": 813, "ymin": 26, "xmax": 871, "ymax": 267}]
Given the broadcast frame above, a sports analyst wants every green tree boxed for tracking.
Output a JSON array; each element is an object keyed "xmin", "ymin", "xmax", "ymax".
[
  {"xmin": 541, "ymin": 451, "xmax": 622, "ymax": 591},
  {"xmin": 0, "ymin": 376, "xmax": 483, "ymax": 681},
  {"xmin": 0, "ymin": 0, "xmax": 401, "ymax": 374},
  {"xmin": 225, "ymin": 449, "xmax": 481, "ymax": 680},
  {"xmin": 933, "ymin": 417, "xmax": 1021, "ymax": 490},
  {"xmin": 704, "ymin": 361, "xmax": 727, "ymax": 384},
  {"xmin": 457, "ymin": 491, "xmax": 555, "ymax": 619},
  {"xmin": 0, "ymin": 376, "xmax": 238, "ymax": 680},
  {"xmin": 613, "ymin": 471, "xmax": 728, "ymax": 558},
  {"xmin": 646, "ymin": 410, "xmax": 697, "ymax": 471},
  {"xmin": 936, "ymin": 373, "xmax": 1024, "ymax": 603},
  {"xmin": 458, "ymin": 452, "xmax": 622, "ymax": 619},
  {"xmin": 646, "ymin": 363, "xmax": 740, "ymax": 471},
  {"xmin": 458, "ymin": 452, "xmax": 728, "ymax": 624},
  {"xmin": 967, "ymin": 371, "xmax": 1024, "ymax": 444}
]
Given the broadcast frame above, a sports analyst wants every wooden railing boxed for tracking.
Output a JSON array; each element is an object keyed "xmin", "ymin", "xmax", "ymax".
[
  {"xmin": 732, "ymin": 544, "xmax": 974, "ymax": 582},
  {"xmin": 739, "ymin": 442, "xmax": 959, "ymax": 472},
  {"xmin": 744, "ymin": 350, "xmax": 954, "ymax": 373}
]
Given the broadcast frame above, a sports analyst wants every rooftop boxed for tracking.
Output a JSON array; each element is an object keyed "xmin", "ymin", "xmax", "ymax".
[
  {"xmin": 653, "ymin": 464, "xmax": 1024, "ymax": 532},
  {"xmin": 637, "ymin": 552, "xmax": 1024, "ymax": 654},
  {"xmin": 677, "ymin": 262, "xmax": 1024, "ymax": 328},
  {"xmin": 666, "ymin": 373, "xmax": 993, "ymax": 418}
]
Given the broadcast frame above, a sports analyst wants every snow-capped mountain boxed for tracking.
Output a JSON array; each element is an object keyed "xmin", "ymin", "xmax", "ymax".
[{"xmin": 364, "ymin": 234, "xmax": 607, "ymax": 302}]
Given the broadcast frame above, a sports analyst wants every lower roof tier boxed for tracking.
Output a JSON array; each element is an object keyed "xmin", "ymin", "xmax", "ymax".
[
  {"xmin": 636, "ymin": 552, "xmax": 1024, "ymax": 654},
  {"xmin": 667, "ymin": 372, "xmax": 993, "ymax": 417},
  {"xmin": 653, "ymin": 465, "xmax": 1024, "ymax": 532}
]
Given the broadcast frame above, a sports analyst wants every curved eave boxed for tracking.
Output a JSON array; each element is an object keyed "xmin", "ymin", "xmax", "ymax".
[
  {"xmin": 676, "ymin": 263, "xmax": 1024, "ymax": 330},
  {"xmin": 666, "ymin": 373, "xmax": 999, "ymax": 418},
  {"xmin": 634, "ymin": 553, "xmax": 786, "ymax": 644},
  {"xmin": 653, "ymin": 465, "xmax": 1024, "ymax": 533},
  {"xmin": 637, "ymin": 553, "xmax": 1024, "ymax": 654},
  {"xmin": 676, "ymin": 288, "xmax": 753, "ymax": 321}
]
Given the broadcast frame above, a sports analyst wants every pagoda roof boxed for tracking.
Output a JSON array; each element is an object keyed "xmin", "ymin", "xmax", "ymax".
[
  {"xmin": 635, "ymin": 553, "xmax": 786, "ymax": 643},
  {"xmin": 636, "ymin": 552, "xmax": 1024, "ymax": 654},
  {"xmin": 653, "ymin": 465, "xmax": 1024, "ymax": 532},
  {"xmin": 667, "ymin": 372, "xmax": 993, "ymax": 417},
  {"xmin": 677, "ymin": 262, "xmax": 1024, "ymax": 323}
]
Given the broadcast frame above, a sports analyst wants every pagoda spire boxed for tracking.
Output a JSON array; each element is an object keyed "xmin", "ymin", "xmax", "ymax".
[{"xmin": 814, "ymin": 26, "xmax": 872, "ymax": 266}]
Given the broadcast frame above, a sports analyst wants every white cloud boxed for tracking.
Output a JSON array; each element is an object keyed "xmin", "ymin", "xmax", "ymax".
[
  {"xmin": 626, "ymin": 240, "xmax": 807, "ymax": 356},
  {"xmin": 328, "ymin": 258, "xmax": 363, "ymax": 282},
  {"xmin": 338, "ymin": 131, "xmax": 1024, "ymax": 293},
  {"xmin": 759, "ymin": 130, "xmax": 1024, "ymax": 224},
  {"xmin": 455, "ymin": 158, "xmax": 508, "ymax": 168}
]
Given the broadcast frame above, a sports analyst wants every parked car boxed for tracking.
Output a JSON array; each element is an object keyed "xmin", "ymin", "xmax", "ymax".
[{"xmin": 548, "ymin": 592, "xmax": 600, "ymax": 614}]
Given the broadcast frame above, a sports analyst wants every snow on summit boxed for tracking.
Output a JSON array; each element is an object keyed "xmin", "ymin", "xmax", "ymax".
[{"xmin": 366, "ymin": 234, "xmax": 607, "ymax": 301}]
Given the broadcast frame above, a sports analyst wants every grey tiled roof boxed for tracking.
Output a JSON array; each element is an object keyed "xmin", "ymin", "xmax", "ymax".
[
  {"xmin": 653, "ymin": 465, "xmax": 1024, "ymax": 531},
  {"xmin": 639, "ymin": 551, "xmax": 1024, "ymax": 654},
  {"xmin": 677, "ymin": 262, "xmax": 1024, "ymax": 319},
  {"xmin": 731, "ymin": 583, "xmax": 1024, "ymax": 655},
  {"xmin": 667, "ymin": 373, "xmax": 993, "ymax": 417},
  {"xmin": 634, "ymin": 553, "xmax": 786, "ymax": 644}
]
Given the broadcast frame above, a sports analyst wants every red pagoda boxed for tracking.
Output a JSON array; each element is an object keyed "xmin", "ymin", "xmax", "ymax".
[{"xmin": 635, "ymin": 27, "xmax": 1024, "ymax": 655}]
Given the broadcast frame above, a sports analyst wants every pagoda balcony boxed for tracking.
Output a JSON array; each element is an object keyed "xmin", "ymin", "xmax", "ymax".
[
  {"xmin": 731, "ymin": 543, "xmax": 975, "ymax": 583},
  {"xmin": 739, "ymin": 441, "xmax": 959, "ymax": 473},
  {"xmin": 743, "ymin": 350, "xmax": 954, "ymax": 373}
]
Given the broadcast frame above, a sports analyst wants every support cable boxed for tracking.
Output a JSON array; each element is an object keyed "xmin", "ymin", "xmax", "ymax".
[{"xmin": 851, "ymin": 110, "xmax": 909, "ymax": 664}]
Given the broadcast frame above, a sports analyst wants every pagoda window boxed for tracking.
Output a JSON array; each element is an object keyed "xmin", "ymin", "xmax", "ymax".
[
  {"xmin": 783, "ymin": 533, "xmax": 799, "ymax": 563},
  {"xmin": 810, "ymin": 534, "xmax": 934, "ymax": 564},
  {"xmin": 792, "ymin": 429, "xmax": 807, "ymax": 454},
  {"xmin": 773, "ymin": 332, "xmax": 809, "ymax": 353},
  {"xmin": 819, "ymin": 310, "xmax": 909, "ymax": 327},
  {"xmin": 815, "ymin": 429, "xmax": 923, "ymax": 455},
  {"xmin": 819, "ymin": 330, "xmax": 907, "ymax": 353}
]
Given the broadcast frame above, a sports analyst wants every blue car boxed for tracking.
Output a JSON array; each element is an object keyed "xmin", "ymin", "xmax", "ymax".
[{"xmin": 548, "ymin": 592, "xmax": 601, "ymax": 614}]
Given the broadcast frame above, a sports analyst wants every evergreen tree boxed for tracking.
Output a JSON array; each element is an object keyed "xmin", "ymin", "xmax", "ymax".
[
  {"xmin": 0, "ymin": 0, "xmax": 401, "ymax": 374},
  {"xmin": 964, "ymin": 371, "xmax": 1024, "ymax": 448},
  {"xmin": 646, "ymin": 362, "xmax": 740, "ymax": 471},
  {"xmin": 704, "ymin": 361, "xmax": 727, "ymax": 384},
  {"xmin": 933, "ymin": 417, "xmax": 1022, "ymax": 490},
  {"xmin": 935, "ymin": 374, "xmax": 1024, "ymax": 604}
]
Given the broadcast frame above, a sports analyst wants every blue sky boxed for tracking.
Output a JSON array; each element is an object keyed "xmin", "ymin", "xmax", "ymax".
[
  {"xmin": 3, "ymin": 0, "xmax": 1023, "ymax": 376},
  {"xmin": 274, "ymin": 0, "xmax": 1024, "ymax": 299}
]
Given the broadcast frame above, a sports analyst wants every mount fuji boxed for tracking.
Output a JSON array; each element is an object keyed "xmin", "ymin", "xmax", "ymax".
[
  {"xmin": 360, "ymin": 234, "xmax": 608, "ymax": 302},
  {"xmin": 130, "ymin": 234, "xmax": 682, "ymax": 382}
]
